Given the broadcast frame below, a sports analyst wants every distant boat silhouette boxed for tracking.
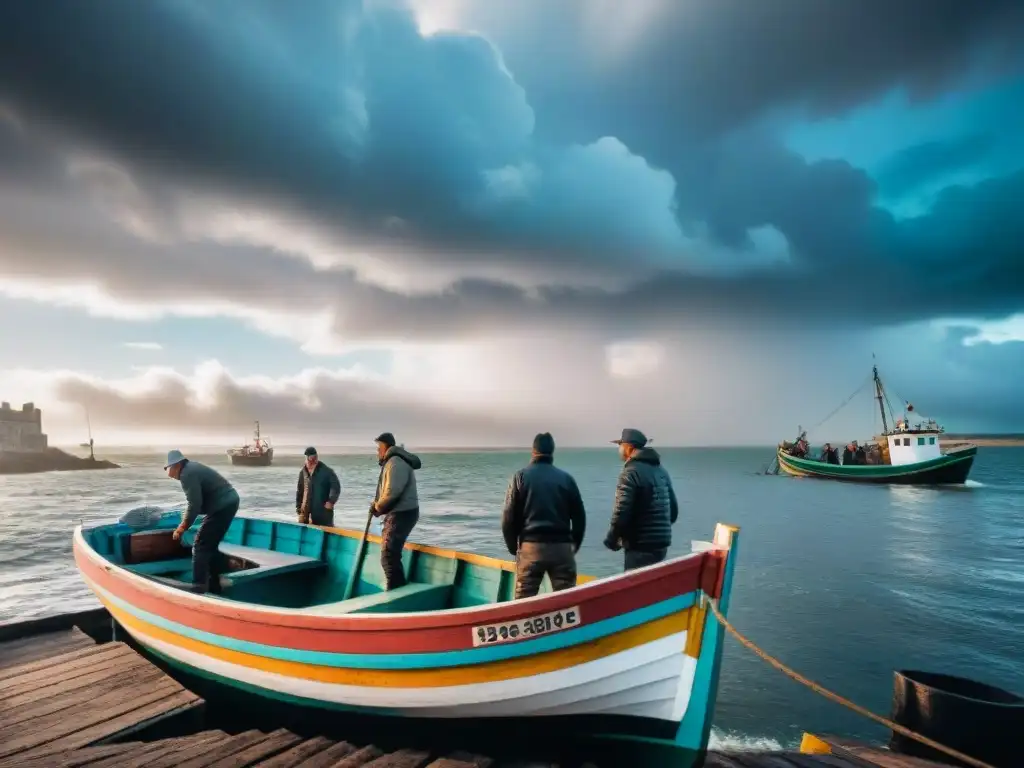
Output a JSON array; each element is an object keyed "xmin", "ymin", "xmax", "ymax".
[{"xmin": 227, "ymin": 421, "xmax": 274, "ymax": 467}]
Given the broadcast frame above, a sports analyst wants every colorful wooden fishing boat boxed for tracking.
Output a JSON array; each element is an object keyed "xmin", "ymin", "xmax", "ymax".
[
  {"xmin": 73, "ymin": 512, "xmax": 740, "ymax": 767},
  {"xmin": 774, "ymin": 365, "xmax": 977, "ymax": 485}
]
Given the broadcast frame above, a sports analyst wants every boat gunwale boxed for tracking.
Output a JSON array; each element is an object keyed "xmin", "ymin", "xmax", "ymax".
[{"xmin": 73, "ymin": 521, "xmax": 722, "ymax": 631}]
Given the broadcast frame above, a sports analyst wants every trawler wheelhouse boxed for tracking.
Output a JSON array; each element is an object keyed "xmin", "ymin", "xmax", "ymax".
[{"xmin": 883, "ymin": 418, "xmax": 944, "ymax": 466}]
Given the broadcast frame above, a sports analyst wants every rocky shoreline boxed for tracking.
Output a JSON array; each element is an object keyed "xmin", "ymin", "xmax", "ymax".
[{"xmin": 0, "ymin": 447, "xmax": 120, "ymax": 475}]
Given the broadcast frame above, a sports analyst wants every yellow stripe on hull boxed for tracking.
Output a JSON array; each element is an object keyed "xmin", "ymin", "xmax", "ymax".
[
  {"xmin": 102, "ymin": 597, "xmax": 692, "ymax": 689},
  {"xmin": 777, "ymin": 455, "xmax": 814, "ymax": 477}
]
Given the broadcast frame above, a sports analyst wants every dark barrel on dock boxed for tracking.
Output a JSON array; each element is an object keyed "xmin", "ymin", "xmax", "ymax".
[{"xmin": 889, "ymin": 670, "xmax": 1024, "ymax": 768}]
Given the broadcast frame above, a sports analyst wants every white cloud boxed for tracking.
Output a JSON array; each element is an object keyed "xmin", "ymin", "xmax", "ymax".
[
  {"xmin": 123, "ymin": 341, "xmax": 163, "ymax": 351},
  {"xmin": 949, "ymin": 314, "xmax": 1024, "ymax": 346},
  {"xmin": 605, "ymin": 340, "xmax": 664, "ymax": 378}
]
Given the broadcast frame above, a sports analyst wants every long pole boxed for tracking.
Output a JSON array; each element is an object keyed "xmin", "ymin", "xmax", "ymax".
[
  {"xmin": 341, "ymin": 511, "xmax": 374, "ymax": 601},
  {"xmin": 873, "ymin": 365, "xmax": 889, "ymax": 434}
]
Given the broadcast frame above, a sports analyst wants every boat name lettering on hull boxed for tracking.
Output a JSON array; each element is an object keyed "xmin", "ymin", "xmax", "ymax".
[{"xmin": 472, "ymin": 606, "xmax": 581, "ymax": 646}]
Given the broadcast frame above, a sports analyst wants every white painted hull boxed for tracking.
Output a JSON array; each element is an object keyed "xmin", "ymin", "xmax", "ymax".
[{"xmin": 124, "ymin": 622, "xmax": 696, "ymax": 723}]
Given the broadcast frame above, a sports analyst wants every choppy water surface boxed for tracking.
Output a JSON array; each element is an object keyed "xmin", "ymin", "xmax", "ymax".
[{"xmin": 2, "ymin": 446, "xmax": 1022, "ymax": 749}]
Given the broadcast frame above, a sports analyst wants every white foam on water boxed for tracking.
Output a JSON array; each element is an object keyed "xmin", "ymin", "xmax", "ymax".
[
  {"xmin": 709, "ymin": 728, "xmax": 787, "ymax": 752},
  {"xmin": 964, "ymin": 479, "xmax": 986, "ymax": 488}
]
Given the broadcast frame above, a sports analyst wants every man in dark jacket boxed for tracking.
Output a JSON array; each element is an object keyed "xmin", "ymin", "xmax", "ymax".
[
  {"xmin": 370, "ymin": 432, "xmax": 422, "ymax": 590},
  {"xmin": 842, "ymin": 442, "xmax": 856, "ymax": 465},
  {"xmin": 296, "ymin": 447, "xmax": 341, "ymax": 526},
  {"xmin": 603, "ymin": 428, "xmax": 679, "ymax": 571},
  {"xmin": 501, "ymin": 432, "xmax": 586, "ymax": 599},
  {"xmin": 167, "ymin": 450, "xmax": 240, "ymax": 594}
]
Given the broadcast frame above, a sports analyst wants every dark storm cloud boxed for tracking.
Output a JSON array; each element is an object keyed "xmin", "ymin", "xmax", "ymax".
[
  {"xmin": 875, "ymin": 135, "xmax": 995, "ymax": 199},
  {"xmin": 457, "ymin": 0, "xmax": 1024, "ymax": 145},
  {"xmin": 2, "ymin": 0, "xmax": 1024, "ymax": 335},
  {"xmin": 887, "ymin": 329, "xmax": 1024, "ymax": 430}
]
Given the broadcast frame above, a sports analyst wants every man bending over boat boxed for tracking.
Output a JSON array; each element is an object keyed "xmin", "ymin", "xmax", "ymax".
[
  {"xmin": 604, "ymin": 428, "xmax": 679, "ymax": 571},
  {"xmin": 501, "ymin": 432, "xmax": 587, "ymax": 599},
  {"xmin": 370, "ymin": 432, "xmax": 422, "ymax": 590},
  {"xmin": 166, "ymin": 450, "xmax": 240, "ymax": 595},
  {"xmin": 296, "ymin": 446, "xmax": 341, "ymax": 526}
]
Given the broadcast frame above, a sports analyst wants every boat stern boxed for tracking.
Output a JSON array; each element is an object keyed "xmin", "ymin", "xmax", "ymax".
[{"xmin": 585, "ymin": 523, "xmax": 742, "ymax": 768}]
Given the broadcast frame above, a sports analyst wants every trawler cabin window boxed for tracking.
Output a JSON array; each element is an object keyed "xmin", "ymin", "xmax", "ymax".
[
  {"xmin": 903, "ymin": 438, "xmax": 910, "ymax": 446},
  {"xmin": 929, "ymin": 437, "xmax": 936, "ymax": 445},
  {"xmin": 918, "ymin": 437, "xmax": 925, "ymax": 446}
]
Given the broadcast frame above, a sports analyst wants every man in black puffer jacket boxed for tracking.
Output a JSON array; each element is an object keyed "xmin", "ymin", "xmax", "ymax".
[
  {"xmin": 603, "ymin": 428, "xmax": 679, "ymax": 571},
  {"xmin": 502, "ymin": 432, "xmax": 587, "ymax": 598}
]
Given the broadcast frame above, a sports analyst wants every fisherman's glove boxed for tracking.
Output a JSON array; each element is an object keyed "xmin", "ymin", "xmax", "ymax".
[{"xmin": 603, "ymin": 533, "xmax": 623, "ymax": 552}]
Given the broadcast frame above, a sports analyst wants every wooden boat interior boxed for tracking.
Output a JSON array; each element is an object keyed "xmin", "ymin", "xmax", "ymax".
[{"xmin": 85, "ymin": 513, "xmax": 594, "ymax": 614}]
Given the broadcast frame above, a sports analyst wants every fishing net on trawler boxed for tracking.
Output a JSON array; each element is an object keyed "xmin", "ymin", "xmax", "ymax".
[{"xmin": 118, "ymin": 506, "xmax": 166, "ymax": 529}]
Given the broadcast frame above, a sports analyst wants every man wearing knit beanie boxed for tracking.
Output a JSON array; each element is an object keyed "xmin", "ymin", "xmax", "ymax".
[{"xmin": 501, "ymin": 432, "xmax": 587, "ymax": 599}]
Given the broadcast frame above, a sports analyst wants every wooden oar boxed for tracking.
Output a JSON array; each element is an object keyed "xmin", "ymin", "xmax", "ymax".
[{"xmin": 341, "ymin": 510, "xmax": 374, "ymax": 601}]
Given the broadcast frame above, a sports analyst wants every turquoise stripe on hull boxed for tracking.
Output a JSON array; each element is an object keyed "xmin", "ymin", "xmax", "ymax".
[
  {"xmin": 673, "ymin": 536, "xmax": 740, "ymax": 751},
  {"xmin": 99, "ymin": 585, "xmax": 696, "ymax": 670},
  {"xmin": 142, "ymin": 643, "xmax": 703, "ymax": 768}
]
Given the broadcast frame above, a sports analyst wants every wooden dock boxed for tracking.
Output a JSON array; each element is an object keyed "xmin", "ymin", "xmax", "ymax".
[{"xmin": 0, "ymin": 615, "xmax": 949, "ymax": 768}]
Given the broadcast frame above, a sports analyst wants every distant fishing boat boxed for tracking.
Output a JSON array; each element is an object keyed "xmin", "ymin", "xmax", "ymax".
[
  {"xmin": 226, "ymin": 421, "xmax": 273, "ymax": 466},
  {"xmin": 73, "ymin": 512, "xmax": 741, "ymax": 766},
  {"xmin": 775, "ymin": 365, "xmax": 976, "ymax": 485}
]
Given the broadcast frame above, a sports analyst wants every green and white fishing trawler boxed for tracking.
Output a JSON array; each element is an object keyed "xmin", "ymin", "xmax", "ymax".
[{"xmin": 774, "ymin": 365, "xmax": 977, "ymax": 485}]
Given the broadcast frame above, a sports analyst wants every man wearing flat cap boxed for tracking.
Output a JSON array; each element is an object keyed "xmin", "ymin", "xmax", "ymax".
[
  {"xmin": 370, "ymin": 432, "xmax": 422, "ymax": 590},
  {"xmin": 296, "ymin": 447, "xmax": 341, "ymax": 526},
  {"xmin": 501, "ymin": 432, "xmax": 587, "ymax": 599},
  {"xmin": 604, "ymin": 428, "xmax": 679, "ymax": 571}
]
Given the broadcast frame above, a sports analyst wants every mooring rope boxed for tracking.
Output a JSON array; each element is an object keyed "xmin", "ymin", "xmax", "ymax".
[{"xmin": 703, "ymin": 597, "xmax": 998, "ymax": 768}]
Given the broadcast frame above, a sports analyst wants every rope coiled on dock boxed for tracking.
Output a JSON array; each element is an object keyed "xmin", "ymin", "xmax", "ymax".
[{"xmin": 704, "ymin": 596, "xmax": 998, "ymax": 768}]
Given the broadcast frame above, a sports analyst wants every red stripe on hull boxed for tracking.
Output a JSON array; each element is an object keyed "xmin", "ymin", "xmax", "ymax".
[{"xmin": 75, "ymin": 540, "xmax": 706, "ymax": 654}]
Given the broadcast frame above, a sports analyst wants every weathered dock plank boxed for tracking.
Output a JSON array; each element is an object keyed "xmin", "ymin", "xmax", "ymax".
[
  {"xmin": 361, "ymin": 748, "xmax": 433, "ymax": 768},
  {"xmin": 250, "ymin": 735, "xmax": 339, "ymax": 768},
  {"xmin": 0, "ymin": 639, "xmax": 202, "ymax": 765},
  {"xmin": 0, "ymin": 626, "xmax": 96, "ymax": 668},
  {"xmin": 428, "ymin": 751, "xmax": 495, "ymax": 768},
  {"xmin": 293, "ymin": 740, "xmax": 368, "ymax": 768}
]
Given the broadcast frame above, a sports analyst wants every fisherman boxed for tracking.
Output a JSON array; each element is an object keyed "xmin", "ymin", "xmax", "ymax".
[
  {"xmin": 818, "ymin": 442, "xmax": 833, "ymax": 463},
  {"xmin": 166, "ymin": 450, "xmax": 240, "ymax": 595},
  {"xmin": 296, "ymin": 446, "xmax": 341, "ymax": 526},
  {"xmin": 842, "ymin": 442, "xmax": 856, "ymax": 465},
  {"xmin": 603, "ymin": 428, "xmax": 679, "ymax": 571},
  {"xmin": 854, "ymin": 442, "xmax": 867, "ymax": 465},
  {"xmin": 370, "ymin": 432, "xmax": 422, "ymax": 590},
  {"xmin": 501, "ymin": 432, "xmax": 586, "ymax": 599},
  {"xmin": 823, "ymin": 443, "xmax": 840, "ymax": 464}
]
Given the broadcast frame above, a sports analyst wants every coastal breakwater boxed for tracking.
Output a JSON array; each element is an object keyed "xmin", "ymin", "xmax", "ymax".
[{"xmin": 0, "ymin": 447, "xmax": 119, "ymax": 475}]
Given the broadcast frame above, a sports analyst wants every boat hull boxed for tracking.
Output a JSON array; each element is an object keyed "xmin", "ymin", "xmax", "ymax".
[
  {"xmin": 227, "ymin": 449, "xmax": 274, "ymax": 466},
  {"xmin": 776, "ymin": 445, "xmax": 977, "ymax": 485},
  {"xmin": 137, "ymin": 644, "xmax": 702, "ymax": 766},
  {"xmin": 73, "ymin": 515, "xmax": 741, "ymax": 766}
]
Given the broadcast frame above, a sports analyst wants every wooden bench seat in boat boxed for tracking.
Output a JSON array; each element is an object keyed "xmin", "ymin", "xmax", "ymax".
[
  {"xmin": 216, "ymin": 542, "xmax": 325, "ymax": 580},
  {"xmin": 303, "ymin": 582, "xmax": 453, "ymax": 615},
  {"xmin": 126, "ymin": 539, "xmax": 325, "ymax": 585}
]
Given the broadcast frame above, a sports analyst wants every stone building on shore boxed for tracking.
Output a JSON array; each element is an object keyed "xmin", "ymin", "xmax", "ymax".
[{"xmin": 0, "ymin": 401, "xmax": 49, "ymax": 454}]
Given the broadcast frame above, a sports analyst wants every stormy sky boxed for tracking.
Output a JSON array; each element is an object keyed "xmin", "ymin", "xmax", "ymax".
[{"xmin": 1, "ymin": 0, "xmax": 1023, "ymax": 447}]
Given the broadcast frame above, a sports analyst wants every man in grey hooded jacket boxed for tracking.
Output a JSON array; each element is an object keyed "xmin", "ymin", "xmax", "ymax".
[{"xmin": 370, "ymin": 432, "xmax": 422, "ymax": 590}]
